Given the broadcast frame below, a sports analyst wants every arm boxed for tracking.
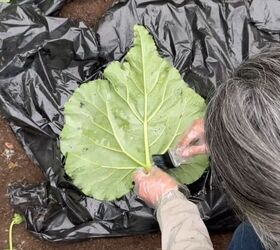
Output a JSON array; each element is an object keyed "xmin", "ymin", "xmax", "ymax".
[
  {"xmin": 157, "ymin": 190, "xmax": 213, "ymax": 250},
  {"xmin": 134, "ymin": 167, "xmax": 213, "ymax": 250}
]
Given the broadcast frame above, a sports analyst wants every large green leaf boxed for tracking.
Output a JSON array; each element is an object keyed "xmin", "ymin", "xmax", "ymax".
[{"xmin": 60, "ymin": 25, "xmax": 208, "ymax": 201}]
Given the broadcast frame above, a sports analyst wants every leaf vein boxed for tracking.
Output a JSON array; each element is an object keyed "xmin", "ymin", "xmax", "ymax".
[
  {"xmin": 111, "ymin": 82, "xmax": 143, "ymax": 123},
  {"xmin": 71, "ymin": 153, "xmax": 135, "ymax": 170},
  {"xmin": 105, "ymin": 101, "xmax": 146, "ymax": 167}
]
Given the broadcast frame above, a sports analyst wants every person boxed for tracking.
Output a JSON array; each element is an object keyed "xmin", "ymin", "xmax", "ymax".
[{"xmin": 134, "ymin": 49, "xmax": 280, "ymax": 250}]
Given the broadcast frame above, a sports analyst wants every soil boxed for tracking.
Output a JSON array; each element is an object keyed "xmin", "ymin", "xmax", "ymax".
[
  {"xmin": 59, "ymin": 0, "xmax": 116, "ymax": 28},
  {"xmin": 0, "ymin": 0, "xmax": 233, "ymax": 249}
]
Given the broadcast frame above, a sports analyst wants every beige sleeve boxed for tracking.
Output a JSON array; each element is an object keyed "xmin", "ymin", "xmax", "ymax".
[{"xmin": 156, "ymin": 190, "xmax": 214, "ymax": 250}]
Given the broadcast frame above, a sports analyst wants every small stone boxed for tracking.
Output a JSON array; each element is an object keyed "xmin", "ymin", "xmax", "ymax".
[
  {"xmin": 4, "ymin": 142, "xmax": 14, "ymax": 149},
  {"xmin": 8, "ymin": 162, "xmax": 18, "ymax": 169},
  {"xmin": 2, "ymin": 148, "xmax": 15, "ymax": 160}
]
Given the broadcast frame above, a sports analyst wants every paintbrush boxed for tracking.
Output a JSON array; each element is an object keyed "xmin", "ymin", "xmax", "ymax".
[{"xmin": 152, "ymin": 138, "xmax": 200, "ymax": 170}]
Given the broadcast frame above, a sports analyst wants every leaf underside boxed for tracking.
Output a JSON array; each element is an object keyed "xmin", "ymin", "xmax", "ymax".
[{"xmin": 60, "ymin": 25, "xmax": 208, "ymax": 201}]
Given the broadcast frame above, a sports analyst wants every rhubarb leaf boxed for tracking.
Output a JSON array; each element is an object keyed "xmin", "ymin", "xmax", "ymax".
[{"xmin": 60, "ymin": 25, "xmax": 208, "ymax": 201}]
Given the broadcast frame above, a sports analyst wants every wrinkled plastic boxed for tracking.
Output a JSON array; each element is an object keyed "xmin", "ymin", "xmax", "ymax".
[
  {"xmin": 11, "ymin": 0, "xmax": 66, "ymax": 15},
  {"xmin": 1, "ymin": 0, "xmax": 280, "ymax": 242}
]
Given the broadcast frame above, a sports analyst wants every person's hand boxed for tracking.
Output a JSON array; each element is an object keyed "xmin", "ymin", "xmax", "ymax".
[
  {"xmin": 133, "ymin": 167, "xmax": 178, "ymax": 208},
  {"xmin": 177, "ymin": 119, "xmax": 208, "ymax": 158}
]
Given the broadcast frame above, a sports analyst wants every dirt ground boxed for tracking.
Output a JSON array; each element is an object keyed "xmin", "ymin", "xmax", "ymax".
[
  {"xmin": 0, "ymin": 0, "xmax": 233, "ymax": 249},
  {"xmin": 59, "ymin": 0, "xmax": 116, "ymax": 27}
]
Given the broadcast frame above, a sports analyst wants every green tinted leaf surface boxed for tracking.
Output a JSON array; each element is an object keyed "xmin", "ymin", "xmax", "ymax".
[{"xmin": 61, "ymin": 25, "xmax": 208, "ymax": 200}]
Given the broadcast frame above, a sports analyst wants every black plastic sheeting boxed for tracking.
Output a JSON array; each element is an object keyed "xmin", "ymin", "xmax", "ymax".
[
  {"xmin": 11, "ymin": 0, "xmax": 66, "ymax": 15},
  {"xmin": 1, "ymin": 0, "xmax": 280, "ymax": 242}
]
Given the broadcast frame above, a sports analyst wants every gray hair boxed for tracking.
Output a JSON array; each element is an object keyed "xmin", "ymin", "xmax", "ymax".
[{"xmin": 205, "ymin": 49, "xmax": 280, "ymax": 249}]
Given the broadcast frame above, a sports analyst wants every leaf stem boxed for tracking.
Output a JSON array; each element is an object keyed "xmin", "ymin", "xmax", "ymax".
[
  {"xmin": 143, "ymin": 97, "xmax": 151, "ymax": 168},
  {"xmin": 9, "ymin": 220, "xmax": 15, "ymax": 250},
  {"xmin": 9, "ymin": 213, "xmax": 24, "ymax": 250},
  {"xmin": 140, "ymin": 33, "xmax": 152, "ymax": 169}
]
